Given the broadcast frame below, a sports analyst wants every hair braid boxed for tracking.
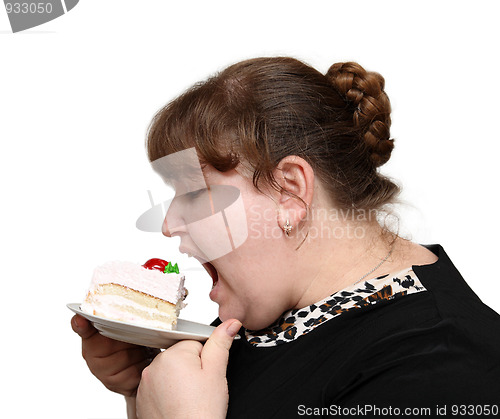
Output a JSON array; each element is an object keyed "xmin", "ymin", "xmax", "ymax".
[{"xmin": 326, "ymin": 62, "xmax": 394, "ymax": 167}]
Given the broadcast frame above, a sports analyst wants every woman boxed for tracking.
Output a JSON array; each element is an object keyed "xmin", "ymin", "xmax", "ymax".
[{"xmin": 72, "ymin": 58, "xmax": 500, "ymax": 418}]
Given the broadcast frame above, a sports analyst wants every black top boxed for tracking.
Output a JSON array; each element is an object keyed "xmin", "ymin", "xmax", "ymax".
[{"xmin": 213, "ymin": 245, "xmax": 500, "ymax": 418}]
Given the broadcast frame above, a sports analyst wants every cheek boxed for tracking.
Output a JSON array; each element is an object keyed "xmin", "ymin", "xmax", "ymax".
[
  {"xmin": 215, "ymin": 273, "xmax": 259, "ymax": 324},
  {"xmin": 218, "ymin": 273, "xmax": 290, "ymax": 330},
  {"xmin": 246, "ymin": 204, "xmax": 280, "ymax": 240}
]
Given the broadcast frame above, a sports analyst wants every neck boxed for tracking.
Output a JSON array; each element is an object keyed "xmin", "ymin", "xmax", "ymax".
[{"xmin": 291, "ymin": 220, "xmax": 398, "ymax": 309}]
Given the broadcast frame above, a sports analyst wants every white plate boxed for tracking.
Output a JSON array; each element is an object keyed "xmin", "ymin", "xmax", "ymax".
[{"xmin": 67, "ymin": 303, "xmax": 226, "ymax": 349}]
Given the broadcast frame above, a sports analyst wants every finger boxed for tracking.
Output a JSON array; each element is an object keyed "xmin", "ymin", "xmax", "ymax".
[
  {"xmin": 104, "ymin": 358, "xmax": 150, "ymax": 397},
  {"xmin": 165, "ymin": 339, "xmax": 203, "ymax": 358},
  {"xmin": 200, "ymin": 319, "xmax": 241, "ymax": 375},
  {"xmin": 146, "ymin": 340, "xmax": 203, "ymax": 374},
  {"xmin": 71, "ymin": 314, "xmax": 98, "ymax": 340},
  {"xmin": 83, "ymin": 333, "xmax": 142, "ymax": 359},
  {"xmin": 90, "ymin": 347, "xmax": 150, "ymax": 377}
]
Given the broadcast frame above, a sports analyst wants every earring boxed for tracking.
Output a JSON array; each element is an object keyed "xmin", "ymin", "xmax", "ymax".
[{"xmin": 283, "ymin": 219, "xmax": 293, "ymax": 237}]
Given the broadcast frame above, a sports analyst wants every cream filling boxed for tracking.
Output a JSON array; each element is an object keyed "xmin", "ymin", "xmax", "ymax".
[{"xmin": 81, "ymin": 294, "xmax": 179, "ymax": 330}]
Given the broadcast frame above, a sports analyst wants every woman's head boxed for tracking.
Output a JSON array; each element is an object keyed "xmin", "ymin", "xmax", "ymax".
[
  {"xmin": 147, "ymin": 57, "xmax": 399, "ymax": 212},
  {"xmin": 147, "ymin": 57, "xmax": 401, "ymax": 328}
]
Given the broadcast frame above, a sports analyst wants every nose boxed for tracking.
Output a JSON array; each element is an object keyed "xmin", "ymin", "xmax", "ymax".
[
  {"xmin": 162, "ymin": 196, "xmax": 185, "ymax": 237},
  {"xmin": 162, "ymin": 215, "xmax": 171, "ymax": 237}
]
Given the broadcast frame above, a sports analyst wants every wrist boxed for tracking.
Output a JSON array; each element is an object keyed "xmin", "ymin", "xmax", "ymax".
[{"xmin": 125, "ymin": 395, "xmax": 137, "ymax": 419}]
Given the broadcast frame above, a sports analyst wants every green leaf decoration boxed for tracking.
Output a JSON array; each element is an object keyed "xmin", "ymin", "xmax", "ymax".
[{"xmin": 164, "ymin": 262, "xmax": 180, "ymax": 274}]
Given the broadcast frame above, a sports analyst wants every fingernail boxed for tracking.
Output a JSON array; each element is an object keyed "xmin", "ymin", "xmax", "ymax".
[{"xmin": 226, "ymin": 320, "xmax": 242, "ymax": 337}]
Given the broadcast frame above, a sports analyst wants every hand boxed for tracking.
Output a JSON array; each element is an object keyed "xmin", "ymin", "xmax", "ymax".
[
  {"xmin": 71, "ymin": 314, "xmax": 159, "ymax": 397},
  {"xmin": 136, "ymin": 319, "xmax": 241, "ymax": 419}
]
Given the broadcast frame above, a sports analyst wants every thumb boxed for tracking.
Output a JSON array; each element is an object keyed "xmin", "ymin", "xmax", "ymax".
[
  {"xmin": 201, "ymin": 319, "xmax": 241, "ymax": 375},
  {"xmin": 71, "ymin": 314, "xmax": 97, "ymax": 340}
]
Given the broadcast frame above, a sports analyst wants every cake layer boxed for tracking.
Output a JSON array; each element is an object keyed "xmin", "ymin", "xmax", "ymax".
[{"xmin": 81, "ymin": 283, "xmax": 181, "ymax": 330}]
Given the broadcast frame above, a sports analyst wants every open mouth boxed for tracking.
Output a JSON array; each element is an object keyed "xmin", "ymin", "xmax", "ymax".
[
  {"xmin": 179, "ymin": 247, "xmax": 218, "ymax": 289},
  {"xmin": 203, "ymin": 262, "xmax": 219, "ymax": 288}
]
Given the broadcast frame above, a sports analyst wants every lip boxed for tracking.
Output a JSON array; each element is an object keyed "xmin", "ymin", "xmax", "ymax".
[
  {"xmin": 179, "ymin": 246, "xmax": 208, "ymax": 262},
  {"xmin": 203, "ymin": 262, "xmax": 219, "ymax": 288},
  {"xmin": 179, "ymin": 246, "xmax": 197, "ymax": 258},
  {"xmin": 208, "ymin": 269, "xmax": 220, "ymax": 302}
]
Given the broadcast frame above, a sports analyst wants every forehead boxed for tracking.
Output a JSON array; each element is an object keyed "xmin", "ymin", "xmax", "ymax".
[
  {"xmin": 152, "ymin": 147, "xmax": 250, "ymax": 195},
  {"xmin": 151, "ymin": 148, "xmax": 206, "ymax": 194}
]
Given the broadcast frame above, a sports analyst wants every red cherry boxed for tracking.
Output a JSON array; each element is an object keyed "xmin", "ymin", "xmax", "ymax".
[{"xmin": 142, "ymin": 258, "xmax": 169, "ymax": 272}]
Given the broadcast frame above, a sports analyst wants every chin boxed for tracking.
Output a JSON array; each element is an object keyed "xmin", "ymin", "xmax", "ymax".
[
  {"xmin": 218, "ymin": 306, "xmax": 250, "ymax": 329},
  {"xmin": 219, "ymin": 307, "xmax": 272, "ymax": 331},
  {"xmin": 218, "ymin": 306, "xmax": 241, "ymax": 324}
]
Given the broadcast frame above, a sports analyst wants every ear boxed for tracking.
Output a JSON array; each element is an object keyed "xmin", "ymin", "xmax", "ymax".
[{"xmin": 274, "ymin": 156, "xmax": 315, "ymax": 231}]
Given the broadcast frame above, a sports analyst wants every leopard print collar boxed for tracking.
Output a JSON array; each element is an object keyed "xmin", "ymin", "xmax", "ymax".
[{"xmin": 245, "ymin": 267, "xmax": 426, "ymax": 347}]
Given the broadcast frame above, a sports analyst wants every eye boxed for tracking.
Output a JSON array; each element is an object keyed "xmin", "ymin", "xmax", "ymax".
[{"xmin": 186, "ymin": 188, "xmax": 207, "ymax": 200}]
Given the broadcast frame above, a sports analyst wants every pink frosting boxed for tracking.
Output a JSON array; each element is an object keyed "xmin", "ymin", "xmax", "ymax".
[{"xmin": 88, "ymin": 261, "xmax": 185, "ymax": 304}]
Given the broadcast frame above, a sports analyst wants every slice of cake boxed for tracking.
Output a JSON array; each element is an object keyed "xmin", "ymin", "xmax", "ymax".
[{"xmin": 80, "ymin": 258, "xmax": 187, "ymax": 330}]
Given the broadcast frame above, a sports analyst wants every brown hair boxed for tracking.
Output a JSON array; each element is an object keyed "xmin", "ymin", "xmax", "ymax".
[{"xmin": 147, "ymin": 57, "xmax": 399, "ymax": 211}]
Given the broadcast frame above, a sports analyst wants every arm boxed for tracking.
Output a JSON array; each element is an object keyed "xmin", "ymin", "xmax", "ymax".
[
  {"xmin": 125, "ymin": 396, "xmax": 137, "ymax": 419},
  {"xmin": 71, "ymin": 315, "xmax": 159, "ymax": 407}
]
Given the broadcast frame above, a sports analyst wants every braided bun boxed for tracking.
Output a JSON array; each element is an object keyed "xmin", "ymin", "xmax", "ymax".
[{"xmin": 326, "ymin": 62, "xmax": 394, "ymax": 167}]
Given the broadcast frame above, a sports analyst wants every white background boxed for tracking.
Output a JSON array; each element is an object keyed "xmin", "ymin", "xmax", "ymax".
[{"xmin": 1, "ymin": 1, "xmax": 499, "ymax": 418}]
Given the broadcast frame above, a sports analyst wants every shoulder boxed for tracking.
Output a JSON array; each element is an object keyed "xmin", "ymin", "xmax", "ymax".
[
  {"xmin": 374, "ymin": 239, "xmax": 438, "ymax": 279},
  {"xmin": 321, "ymin": 247, "xmax": 500, "ymax": 406},
  {"xmin": 393, "ymin": 239, "xmax": 439, "ymax": 268},
  {"xmin": 327, "ymin": 305, "xmax": 500, "ymax": 406}
]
